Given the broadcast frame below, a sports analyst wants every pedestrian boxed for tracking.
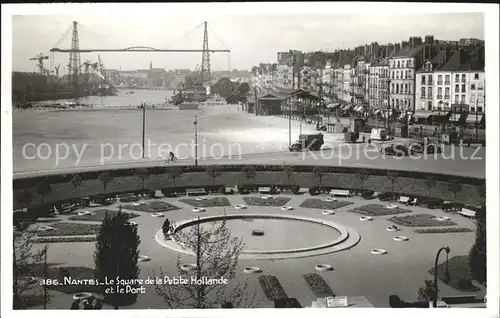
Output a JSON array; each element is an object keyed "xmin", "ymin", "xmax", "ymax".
[
  {"xmin": 362, "ymin": 135, "xmax": 366, "ymax": 143},
  {"xmin": 368, "ymin": 138, "xmax": 372, "ymax": 146}
]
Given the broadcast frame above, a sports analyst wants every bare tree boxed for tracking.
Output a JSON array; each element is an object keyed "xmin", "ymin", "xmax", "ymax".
[
  {"xmin": 282, "ymin": 166, "xmax": 294, "ymax": 182},
  {"xmin": 448, "ymin": 180, "xmax": 463, "ymax": 200},
  {"xmin": 166, "ymin": 167, "xmax": 184, "ymax": 188},
  {"xmin": 98, "ymin": 172, "xmax": 114, "ymax": 195},
  {"xmin": 386, "ymin": 171, "xmax": 399, "ymax": 197},
  {"xmin": 424, "ymin": 175, "xmax": 437, "ymax": 199},
  {"xmin": 312, "ymin": 166, "xmax": 327, "ymax": 188},
  {"xmin": 205, "ymin": 166, "xmax": 222, "ymax": 187},
  {"xmin": 13, "ymin": 228, "xmax": 49, "ymax": 309},
  {"xmin": 241, "ymin": 166, "xmax": 257, "ymax": 181},
  {"xmin": 35, "ymin": 179, "xmax": 51, "ymax": 206},
  {"xmin": 355, "ymin": 169, "xmax": 370, "ymax": 192},
  {"xmin": 154, "ymin": 213, "xmax": 258, "ymax": 308},
  {"xmin": 134, "ymin": 168, "xmax": 149, "ymax": 191},
  {"xmin": 70, "ymin": 174, "xmax": 83, "ymax": 195}
]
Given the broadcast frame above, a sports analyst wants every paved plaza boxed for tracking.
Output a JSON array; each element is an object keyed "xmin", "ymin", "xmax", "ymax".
[{"xmin": 28, "ymin": 192, "xmax": 484, "ymax": 309}]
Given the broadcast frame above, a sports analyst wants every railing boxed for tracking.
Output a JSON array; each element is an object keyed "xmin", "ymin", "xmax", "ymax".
[
  {"xmin": 437, "ymin": 95, "xmax": 443, "ymax": 99},
  {"xmin": 444, "ymin": 95, "xmax": 450, "ymax": 99},
  {"xmin": 437, "ymin": 81, "xmax": 443, "ymax": 85},
  {"xmin": 445, "ymin": 81, "xmax": 450, "ymax": 85}
]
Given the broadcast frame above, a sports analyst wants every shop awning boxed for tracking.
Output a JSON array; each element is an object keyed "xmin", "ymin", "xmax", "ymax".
[
  {"xmin": 449, "ymin": 114, "xmax": 461, "ymax": 122},
  {"xmin": 355, "ymin": 106, "xmax": 363, "ymax": 112},
  {"xmin": 412, "ymin": 110, "xmax": 433, "ymax": 119},
  {"xmin": 466, "ymin": 114, "xmax": 484, "ymax": 123},
  {"xmin": 431, "ymin": 111, "xmax": 450, "ymax": 117},
  {"xmin": 327, "ymin": 103, "xmax": 340, "ymax": 108},
  {"xmin": 373, "ymin": 109, "xmax": 381, "ymax": 114},
  {"xmin": 342, "ymin": 105, "xmax": 351, "ymax": 110}
]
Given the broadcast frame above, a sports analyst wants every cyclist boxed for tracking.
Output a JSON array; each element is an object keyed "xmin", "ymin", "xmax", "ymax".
[{"xmin": 168, "ymin": 151, "xmax": 175, "ymax": 162}]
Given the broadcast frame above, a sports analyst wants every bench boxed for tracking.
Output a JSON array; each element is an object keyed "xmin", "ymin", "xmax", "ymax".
[
  {"xmin": 458, "ymin": 208, "xmax": 476, "ymax": 218},
  {"xmin": 330, "ymin": 189, "xmax": 350, "ymax": 197},
  {"xmin": 186, "ymin": 188, "xmax": 208, "ymax": 196},
  {"xmin": 398, "ymin": 196, "xmax": 410, "ymax": 204},
  {"xmin": 259, "ymin": 187, "xmax": 272, "ymax": 194}
]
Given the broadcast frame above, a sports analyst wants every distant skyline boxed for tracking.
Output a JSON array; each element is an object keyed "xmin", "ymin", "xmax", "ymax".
[{"xmin": 9, "ymin": 7, "xmax": 484, "ymax": 73}]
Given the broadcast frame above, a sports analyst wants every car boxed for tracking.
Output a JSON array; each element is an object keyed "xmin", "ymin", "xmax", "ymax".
[
  {"xmin": 378, "ymin": 192, "xmax": 394, "ymax": 201},
  {"xmin": 421, "ymin": 197, "xmax": 444, "ymax": 209},
  {"xmin": 381, "ymin": 144, "xmax": 410, "ymax": 157},
  {"xmin": 409, "ymin": 143, "xmax": 442, "ymax": 154}
]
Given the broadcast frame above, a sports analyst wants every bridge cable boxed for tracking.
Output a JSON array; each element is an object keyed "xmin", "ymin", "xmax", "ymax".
[
  {"xmin": 161, "ymin": 21, "xmax": 205, "ymax": 48},
  {"xmin": 207, "ymin": 23, "xmax": 230, "ymax": 50},
  {"xmin": 52, "ymin": 24, "xmax": 72, "ymax": 49}
]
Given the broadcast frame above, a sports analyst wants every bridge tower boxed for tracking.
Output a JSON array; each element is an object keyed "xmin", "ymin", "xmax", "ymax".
[
  {"xmin": 200, "ymin": 21, "xmax": 211, "ymax": 88},
  {"xmin": 68, "ymin": 21, "xmax": 82, "ymax": 92}
]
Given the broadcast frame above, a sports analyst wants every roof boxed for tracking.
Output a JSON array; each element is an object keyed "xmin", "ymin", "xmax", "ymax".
[
  {"xmin": 418, "ymin": 51, "xmax": 449, "ymax": 71},
  {"xmin": 437, "ymin": 50, "xmax": 485, "ymax": 72},
  {"xmin": 392, "ymin": 45, "xmax": 423, "ymax": 58}
]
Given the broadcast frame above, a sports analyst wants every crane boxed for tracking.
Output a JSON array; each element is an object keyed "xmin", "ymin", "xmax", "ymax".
[{"xmin": 29, "ymin": 53, "xmax": 49, "ymax": 76}]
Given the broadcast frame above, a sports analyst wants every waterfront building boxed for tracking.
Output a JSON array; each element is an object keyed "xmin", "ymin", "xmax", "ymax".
[
  {"xmin": 388, "ymin": 45, "xmax": 423, "ymax": 116},
  {"xmin": 368, "ymin": 58, "xmax": 390, "ymax": 111}
]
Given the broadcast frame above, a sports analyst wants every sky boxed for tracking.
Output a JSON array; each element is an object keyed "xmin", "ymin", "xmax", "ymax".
[{"xmin": 10, "ymin": 5, "xmax": 484, "ymax": 73}]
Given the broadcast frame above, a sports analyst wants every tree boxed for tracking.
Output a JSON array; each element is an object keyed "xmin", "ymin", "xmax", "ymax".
[
  {"xmin": 70, "ymin": 174, "xmax": 83, "ymax": 195},
  {"xmin": 448, "ymin": 180, "xmax": 463, "ymax": 200},
  {"xmin": 241, "ymin": 166, "xmax": 256, "ymax": 181},
  {"xmin": 166, "ymin": 167, "xmax": 184, "ymax": 188},
  {"xmin": 154, "ymin": 213, "xmax": 258, "ymax": 308},
  {"xmin": 205, "ymin": 166, "xmax": 222, "ymax": 187},
  {"xmin": 94, "ymin": 207, "xmax": 141, "ymax": 307},
  {"xmin": 424, "ymin": 175, "xmax": 436, "ymax": 198},
  {"xmin": 98, "ymin": 172, "xmax": 114, "ymax": 196},
  {"xmin": 35, "ymin": 179, "xmax": 51, "ymax": 206},
  {"xmin": 386, "ymin": 171, "xmax": 399, "ymax": 197},
  {"xmin": 312, "ymin": 166, "xmax": 327, "ymax": 188},
  {"xmin": 134, "ymin": 168, "xmax": 149, "ymax": 191},
  {"xmin": 417, "ymin": 279, "xmax": 437, "ymax": 302},
  {"xmin": 13, "ymin": 228, "xmax": 49, "ymax": 309},
  {"xmin": 469, "ymin": 206, "xmax": 486, "ymax": 285},
  {"xmin": 355, "ymin": 169, "xmax": 370, "ymax": 192}
]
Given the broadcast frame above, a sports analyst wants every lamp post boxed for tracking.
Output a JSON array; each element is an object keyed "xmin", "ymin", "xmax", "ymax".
[
  {"xmin": 433, "ymin": 246, "xmax": 451, "ymax": 308},
  {"xmin": 386, "ymin": 79, "xmax": 391, "ymax": 135},
  {"xmin": 194, "ymin": 115, "xmax": 198, "ymax": 167},
  {"xmin": 141, "ymin": 103, "xmax": 146, "ymax": 158}
]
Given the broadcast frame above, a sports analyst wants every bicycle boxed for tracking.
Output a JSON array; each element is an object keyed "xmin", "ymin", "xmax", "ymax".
[{"xmin": 164, "ymin": 156, "xmax": 178, "ymax": 164}]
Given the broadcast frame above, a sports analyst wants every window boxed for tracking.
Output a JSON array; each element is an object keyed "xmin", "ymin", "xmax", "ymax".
[
  {"xmin": 445, "ymin": 102, "xmax": 449, "ymax": 109},
  {"xmin": 405, "ymin": 83, "xmax": 408, "ymax": 94},
  {"xmin": 421, "ymin": 87, "xmax": 426, "ymax": 98},
  {"xmin": 455, "ymin": 74, "xmax": 459, "ymax": 82},
  {"xmin": 470, "ymin": 107, "xmax": 475, "ymax": 112},
  {"xmin": 445, "ymin": 75, "xmax": 450, "ymax": 84},
  {"xmin": 391, "ymin": 83, "xmax": 395, "ymax": 93},
  {"xmin": 437, "ymin": 75, "xmax": 443, "ymax": 85},
  {"xmin": 445, "ymin": 87, "xmax": 450, "ymax": 99},
  {"xmin": 478, "ymin": 107, "xmax": 483, "ymax": 112},
  {"xmin": 396, "ymin": 85, "xmax": 399, "ymax": 94},
  {"xmin": 454, "ymin": 94, "xmax": 459, "ymax": 103},
  {"xmin": 474, "ymin": 73, "xmax": 479, "ymax": 79},
  {"xmin": 392, "ymin": 98, "xmax": 395, "ymax": 106},
  {"xmin": 428, "ymin": 87, "xmax": 433, "ymax": 98},
  {"xmin": 427, "ymin": 101, "xmax": 432, "ymax": 110},
  {"xmin": 405, "ymin": 71, "xmax": 409, "ymax": 79},
  {"xmin": 471, "ymin": 84, "xmax": 476, "ymax": 90},
  {"xmin": 438, "ymin": 87, "xmax": 443, "ymax": 99},
  {"xmin": 462, "ymin": 84, "xmax": 466, "ymax": 93},
  {"xmin": 397, "ymin": 61, "xmax": 400, "ymax": 68},
  {"xmin": 400, "ymin": 83, "xmax": 403, "ymax": 93},
  {"xmin": 391, "ymin": 71, "xmax": 394, "ymax": 78},
  {"xmin": 461, "ymin": 74, "xmax": 466, "ymax": 83},
  {"xmin": 455, "ymin": 84, "xmax": 459, "ymax": 92},
  {"xmin": 461, "ymin": 94, "xmax": 466, "ymax": 103},
  {"xmin": 428, "ymin": 75, "xmax": 433, "ymax": 84},
  {"xmin": 421, "ymin": 75, "xmax": 426, "ymax": 85}
]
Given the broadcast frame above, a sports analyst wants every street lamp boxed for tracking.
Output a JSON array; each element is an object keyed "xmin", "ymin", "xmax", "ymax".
[
  {"xmin": 433, "ymin": 246, "xmax": 451, "ymax": 308},
  {"xmin": 386, "ymin": 79, "xmax": 391, "ymax": 135},
  {"xmin": 194, "ymin": 115, "xmax": 198, "ymax": 167},
  {"xmin": 141, "ymin": 103, "xmax": 146, "ymax": 158}
]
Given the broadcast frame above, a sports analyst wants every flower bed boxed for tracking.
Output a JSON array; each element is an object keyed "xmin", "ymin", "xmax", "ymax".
[
  {"xmin": 68, "ymin": 209, "xmax": 139, "ymax": 222},
  {"xmin": 348, "ymin": 204, "xmax": 412, "ymax": 216},
  {"xmin": 389, "ymin": 214, "xmax": 457, "ymax": 227},
  {"xmin": 179, "ymin": 197, "xmax": 231, "ymax": 207},
  {"xmin": 36, "ymin": 222, "xmax": 100, "ymax": 237},
  {"xmin": 243, "ymin": 197, "xmax": 291, "ymax": 207},
  {"xmin": 33, "ymin": 236, "xmax": 97, "ymax": 243},
  {"xmin": 122, "ymin": 201, "xmax": 180, "ymax": 213},
  {"xmin": 303, "ymin": 273, "xmax": 335, "ymax": 298},
  {"xmin": 414, "ymin": 227, "xmax": 473, "ymax": 234},
  {"xmin": 299, "ymin": 198, "xmax": 352, "ymax": 210},
  {"xmin": 258, "ymin": 275, "xmax": 288, "ymax": 301}
]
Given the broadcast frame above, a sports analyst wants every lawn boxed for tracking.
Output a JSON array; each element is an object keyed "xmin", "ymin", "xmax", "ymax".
[
  {"xmin": 428, "ymin": 255, "xmax": 481, "ymax": 292},
  {"xmin": 389, "ymin": 214, "xmax": 457, "ymax": 227},
  {"xmin": 348, "ymin": 204, "xmax": 412, "ymax": 216},
  {"xmin": 68, "ymin": 209, "xmax": 139, "ymax": 222},
  {"xmin": 36, "ymin": 222, "xmax": 100, "ymax": 237},
  {"xmin": 242, "ymin": 196, "xmax": 291, "ymax": 206},
  {"xmin": 415, "ymin": 227, "xmax": 473, "ymax": 234},
  {"xmin": 299, "ymin": 198, "xmax": 353, "ymax": 210},
  {"xmin": 122, "ymin": 201, "xmax": 180, "ymax": 213},
  {"xmin": 179, "ymin": 197, "xmax": 231, "ymax": 207}
]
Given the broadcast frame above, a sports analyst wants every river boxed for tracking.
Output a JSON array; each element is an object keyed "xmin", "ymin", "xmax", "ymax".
[{"xmin": 33, "ymin": 88, "xmax": 174, "ymax": 107}]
